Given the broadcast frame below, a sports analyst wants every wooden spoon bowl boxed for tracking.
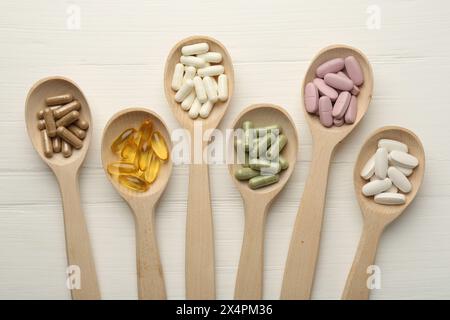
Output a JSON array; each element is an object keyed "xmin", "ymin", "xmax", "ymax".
[
  {"xmin": 229, "ymin": 103, "xmax": 298, "ymax": 299},
  {"xmin": 101, "ymin": 108, "xmax": 172, "ymax": 199},
  {"xmin": 25, "ymin": 76, "xmax": 92, "ymax": 166},
  {"xmin": 354, "ymin": 126, "xmax": 425, "ymax": 219},
  {"xmin": 281, "ymin": 44, "xmax": 374, "ymax": 300},
  {"xmin": 101, "ymin": 107, "xmax": 173, "ymax": 300},
  {"xmin": 164, "ymin": 35, "xmax": 234, "ymax": 132},
  {"xmin": 342, "ymin": 126, "xmax": 425, "ymax": 300},
  {"xmin": 163, "ymin": 35, "xmax": 234, "ymax": 299},
  {"xmin": 25, "ymin": 76, "xmax": 99, "ymax": 300},
  {"xmin": 302, "ymin": 44, "xmax": 374, "ymax": 140}
]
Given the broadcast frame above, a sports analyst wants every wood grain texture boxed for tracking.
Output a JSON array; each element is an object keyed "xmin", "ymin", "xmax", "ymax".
[{"xmin": 1, "ymin": 0, "xmax": 450, "ymax": 299}]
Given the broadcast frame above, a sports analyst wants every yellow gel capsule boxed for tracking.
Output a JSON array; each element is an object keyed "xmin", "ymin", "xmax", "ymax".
[
  {"xmin": 135, "ymin": 120, "xmax": 153, "ymax": 145},
  {"xmin": 111, "ymin": 128, "xmax": 136, "ymax": 154},
  {"xmin": 150, "ymin": 131, "xmax": 168, "ymax": 160},
  {"xmin": 119, "ymin": 174, "xmax": 149, "ymax": 192},
  {"xmin": 138, "ymin": 139, "xmax": 152, "ymax": 171},
  {"xmin": 121, "ymin": 139, "xmax": 138, "ymax": 161},
  {"xmin": 144, "ymin": 152, "xmax": 161, "ymax": 184},
  {"xmin": 107, "ymin": 162, "xmax": 137, "ymax": 176}
]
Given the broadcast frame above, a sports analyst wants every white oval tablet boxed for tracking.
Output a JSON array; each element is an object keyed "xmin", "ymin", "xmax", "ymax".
[
  {"xmin": 361, "ymin": 154, "xmax": 376, "ymax": 180},
  {"xmin": 378, "ymin": 139, "xmax": 408, "ymax": 153},
  {"xmin": 396, "ymin": 166, "xmax": 413, "ymax": 177},
  {"xmin": 374, "ymin": 193, "xmax": 406, "ymax": 205},
  {"xmin": 375, "ymin": 148, "xmax": 388, "ymax": 179},
  {"xmin": 362, "ymin": 178, "xmax": 392, "ymax": 196},
  {"xmin": 387, "ymin": 167, "xmax": 412, "ymax": 193},
  {"xmin": 389, "ymin": 150, "xmax": 419, "ymax": 169}
]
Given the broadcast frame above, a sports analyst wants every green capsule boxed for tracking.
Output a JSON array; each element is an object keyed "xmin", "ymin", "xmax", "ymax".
[
  {"xmin": 235, "ymin": 167, "xmax": 260, "ymax": 181},
  {"xmin": 279, "ymin": 155, "xmax": 289, "ymax": 170},
  {"xmin": 243, "ymin": 121, "xmax": 253, "ymax": 151},
  {"xmin": 266, "ymin": 134, "xmax": 288, "ymax": 159},
  {"xmin": 249, "ymin": 158, "xmax": 271, "ymax": 170},
  {"xmin": 260, "ymin": 162, "xmax": 281, "ymax": 175},
  {"xmin": 256, "ymin": 124, "xmax": 281, "ymax": 137},
  {"xmin": 235, "ymin": 138, "xmax": 249, "ymax": 167},
  {"xmin": 257, "ymin": 132, "xmax": 276, "ymax": 157},
  {"xmin": 249, "ymin": 174, "xmax": 280, "ymax": 189}
]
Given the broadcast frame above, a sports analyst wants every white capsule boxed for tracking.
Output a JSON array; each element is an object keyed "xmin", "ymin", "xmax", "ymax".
[
  {"xmin": 181, "ymin": 42, "xmax": 209, "ymax": 56},
  {"xmin": 374, "ymin": 193, "xmax": 406, "ymax": 205},
  {"xmin": 203, "ymin": 76, "xmax": 218, "ymax": 103},
  {"xmin": 362, "ymin": 178, "xmax": 392, "ymax": 196},
  {"xmin": 175, "ymin": 79, "xmax": 194, "ymax": 102},
  {"xmin": 171, "ymin": 63, "xmax": 184, "ymax": 91},
  {"xmin": 183, "ymin": 66, "xmax": 196, "ymax": 83},
  {"xmin": 360, "ymin": 154, "xmax": 375, "ymax": 180},
  {"xmin": 378, "ymin": 139, "xmax": 408, "ymax": 153},
  {"xmin": 197, "ymin": 65, "xmax": 224, "ymax": 77},
  {"xmin": 370, "ymin": 175, "xmax": 380, "ymax": 182},
  {"xmin": 180, "ymin": 55, "xmax": 206, "ymax": 68},
  {"xmin": 193, "ymin": 76, "xmax": 208, "ymax": 103},
  {"xmin": 199, "ymin": 100, "xmax": 214, "ymax": 118},
  {"xmin": 197, "ymin": 52, "xmax": 222, "ymax": 63},
  {"xmin": 181, "ymin": 90, "xmax": 196, "ymax": 111},
  {"xmin": 375, "ymin": 148, "xmax": 388, "ymax": 179},
  {"xmin": 218, "ymin": 74, "xmax": 228, "ymax": 102},
  {"xmin": 188, "ymin": 98, "xmax": 202, "ymax": 119},
  {"xmin": 396, "ymin": 166, "xmax": 413, "ymax": 177},
  {"xmin": 387, "ymin": 166, "xmax": 412, "ymax": 193},
  {"xmin": 389, "ymin": 150, "xmax": 419, "ymax": 169}
]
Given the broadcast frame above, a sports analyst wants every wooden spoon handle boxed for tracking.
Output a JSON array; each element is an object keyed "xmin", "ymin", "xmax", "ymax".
[
  {"xmin": 56, "ymin": 170, "xmax": 100, "ymax": 300},
  {"xmin": 133, "ymin": 206, "xmax": 166, "ymax": 300},
  {"xmin": 342, "ymin": 222, "xmax": 384, "ymax": 300},
  {"xmin": 234, "ymin": 201, "xmax": 268, "ymax": 300},
  {"xmin": 281, "ymin": 142, "xmax": 335, "ymax": 299},
  {"xmin": 186, "ymin": 163, "xmax": 215, "ymax": 299}
]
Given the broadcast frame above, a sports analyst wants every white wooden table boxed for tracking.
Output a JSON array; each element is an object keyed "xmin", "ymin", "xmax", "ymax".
[{"xmin": 1, "ymin": 0, "xmax": 450, "ymax": 300}]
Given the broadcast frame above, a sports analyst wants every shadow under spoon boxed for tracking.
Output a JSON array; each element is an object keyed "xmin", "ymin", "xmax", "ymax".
[
  {"xmin": 342, "ymin": 126, "xmax": 425, "ymax": 300},
  {"xmin": 281, "ymin": 44, "xmax": 374, "ymax": 299},
  {"xmin": 25, "ymin": 76, "xmax": 100, "ymax": 299},
  {"xmin": 101, "ymin": 108, "xmax": 173, "ymax": 299}
]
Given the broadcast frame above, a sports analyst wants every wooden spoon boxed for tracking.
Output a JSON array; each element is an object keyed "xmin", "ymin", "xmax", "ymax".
[
  {"xmin": 342, "ymin": 126, "xmax": 425, "ymax": 300},
  {"xmin": 164, "ymin": 35, "xmax": 234, "ymax": 299},
  {"xmin": 281, "ymin": 45, "xmax": 374, "ymax": 299},
  {"xmin": 101, "ymin": 108, "xmax": 173, "ymax": 300},
  {"xmin": 25, "ymin": 76, "xmax": 100, "ymax": 299},
  {"xmin": 229, "ymin": 104, "xmax": 298, "ymax": 300}
]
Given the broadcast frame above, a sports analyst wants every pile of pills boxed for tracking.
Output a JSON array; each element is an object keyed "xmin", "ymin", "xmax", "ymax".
[
  {"xmin": 171, "ymin": 42, "xmax": 228, "ymax": 119},
  {"xmin": 234, "ymin": 122, "xmax": 289, "ymax": 190},
  {"xmin": 107, "ymin": 119, "xmax": 169, "ymax": 192},
  {"xmin": 304, "ymin": 56, "xmax": 364, "ymax": 127},
  {"xmin": 360, "ymin": 139, "xmax": 419, "ymax": 205},
  {"xmin": 37, "ymin": 94, "xmax": 89, "ymax": 158}
]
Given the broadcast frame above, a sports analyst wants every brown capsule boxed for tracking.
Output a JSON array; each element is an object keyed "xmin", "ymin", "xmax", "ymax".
[
  {"xmin": 44, "ymin": 108, "xmax": 57, "ymax": 138},
  {"xmin": 46, "ymin": 94, "xmax": 73, "ymax": 106},
  {"xmin": 57, "ymin": 126, "xmax": 83, "ymax": 149},
  {"xmin": 37, "ymin": 119, "xmax": 46, "ymax": 130},
  {"xmin": 52, "ymin": 136, "xmax": 62, "ymax": 153},
  {"xmin": 41, "ymin": 130, "xmax": 53, "ymax": 158},
  {"xmin": 38, "ymin": 106, "xmax": 60, "ymax": 119},
  {"xmin": 37, "ymin": 109, "xmax": 45, "ymax": 119},
  {"xmin": 53, "ymin": 100, "xmax": 81, "ymax": 119},
  {"xmin": 68, "ymin": 124, "xmax": 86, "ymax": 140},
  {"xmin": 75, "ymin": 118, "xmax": 89, "ymax": 130},
  {"xmin": 56, "ymin": 110, "xmax": 79, "ymax": 128},
  {"xmin": 61, "ymin": 141, "xmax": 72, "ymax": 158}
]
